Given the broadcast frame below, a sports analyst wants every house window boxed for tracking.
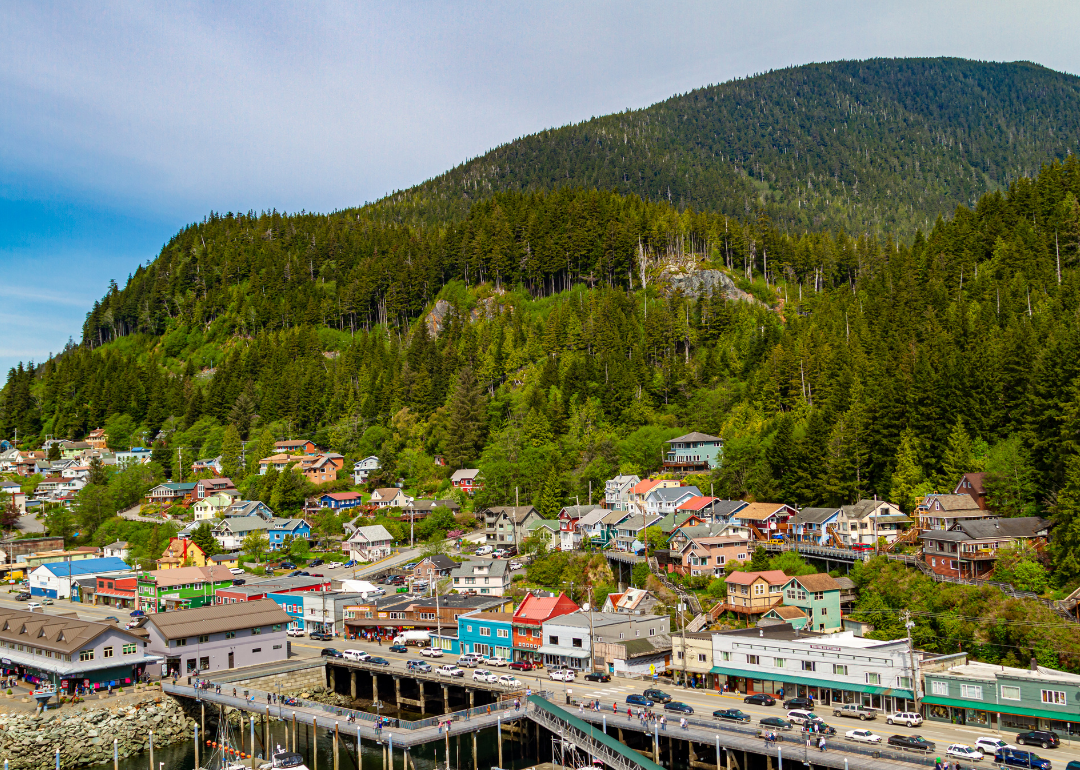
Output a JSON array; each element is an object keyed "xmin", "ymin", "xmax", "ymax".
[
  {"xmin": 1041, "ymin": 690, "xmax": 1067, "ymax": 705},
  {"xmin": 931, "ymin": 681, "xmax": 949, "ymax": 696},
  {"xmin": 252, "ymin": 627, "xmax": 261, "ymax": 635},
  {"xmin": 122, "ymin": 644, "xmax": 137, "ymax": 655},
  {"xmin": 961, "ymin": 684, "xmax": 983, "ymax": 699},
  {"xmin": 548, "ymin": 635, "xmax": 558, "ymax": 645},
  {"xmin": 252, "ymin": 648, "xmax": 262, "ymax": 653},
  {"xmin": 774, "ymin": 658, "xmax": 785, "ymax": 668},
  {"xmin": 225, "ymin": 631, "xmax": 236, "ymax": 639},
  {"xmin": 174, "ymin": 638, "xmax": 187, "ymax": 647},
  {"xmin": 833, "ymin": 664, "xmax": 847, "ymax": 676},
  {"xmin": 79, "ymin": 650, "xmax": 94, "ymax": 661},
  {"xmin": 1000, "ymin": 686, "xmax": 1021, "ymax": 701},
  {"xmin": 820, "ymin": 607, "xmax": 827, "ymax": 616},
  {"xmin": 801, "ymin": 661, "xmax": 815, "ymax": 672},
  {"xmin": 480, "ymin": 628, "xmax": 491, "ymax": 637},
  {"xmin": 746, "ymin": 654, "xmax": 759, "ymax": 665},
  {"xmin": 572, "ymin": 638, "xmax": 582, "ymax": 648},
  {"xmin": 497, "ymin": 629, "xmax": 509, "ymax": 638},
  {"xmin": 649, "ymin": 627, "xmax": 656, "ymax": 636},
  {"xmin": 753, "ymin": 584, "xmax": 765, "ymax": 596},
  {"xmin": 200, "ymin": 657, "xmax": 210, "ymax": 670},
  {"xmin": 198, "ymin": 635, "xmax": 209, "ymax": 643},
  {"xmin": 865, "ymin": 672, "xmax": 880, "ymax": 685},
  {"xmin": 698, "ymin": 654, "xmax": 707, "ymax": 662},
  {"xmin": 102, "ymin": 646, "xmax": 114, "ymax": 658}
]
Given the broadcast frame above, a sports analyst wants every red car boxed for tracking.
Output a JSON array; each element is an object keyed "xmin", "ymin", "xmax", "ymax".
[{"xmin": 508, "ymin": 661, "xmax": 534, "ymax": 671}]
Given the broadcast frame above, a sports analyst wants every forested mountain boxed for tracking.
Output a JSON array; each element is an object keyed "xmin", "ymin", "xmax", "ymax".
[{"xmin": 386, "ymin": 58, "xmax": 1080, "ymax": 234}]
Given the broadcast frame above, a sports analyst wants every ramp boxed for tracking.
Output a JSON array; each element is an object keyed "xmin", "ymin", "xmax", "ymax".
[{"xmin": 526, "ymin": 696, "xmax": 664, "ymax": 770}]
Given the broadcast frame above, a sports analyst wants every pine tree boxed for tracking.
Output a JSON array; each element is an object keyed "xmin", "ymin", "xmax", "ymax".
[
  {"xmin": 536, "ymin": 466, "xmax": 562, "ymax": 519},
  {"xmin": 1050, "ymin": 455, "xmax": 1080, "ymax": 583},
  {"xmin": 442, "ymin": 367, "xmax": 487, "ymax": 468},
  {"xmin": 220, "ymin": 424, "xmax": 242, "ymax": 479},
  {"xmin": 191, "ymin": 522, "xmax": 220, "ymax": 557},
  {"xmin": 152, "ymin": 443, "xmax": 172, "ymax": 479},
  {"xmin": 940, "ymin": 417, "xmax": 978, "ymax": 487},
  {"xmin": 890, "ymin": 431, "xmax": 926, "ymax": 513}
]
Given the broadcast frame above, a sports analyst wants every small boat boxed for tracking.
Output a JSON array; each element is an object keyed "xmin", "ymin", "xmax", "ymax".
[{"xmin": 259, "ymin": 749, "xmax": 309, "ymax": 770}]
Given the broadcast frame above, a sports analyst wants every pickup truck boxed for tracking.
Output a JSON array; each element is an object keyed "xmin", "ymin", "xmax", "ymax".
[{"xmin": 832, "ymin": 704, "xmax": 877, "ymax": 720}]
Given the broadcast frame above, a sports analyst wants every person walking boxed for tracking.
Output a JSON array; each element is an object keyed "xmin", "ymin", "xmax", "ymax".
[{"xmin": 818, "ymin": 736, "xmax": 826, "ymax": 752}]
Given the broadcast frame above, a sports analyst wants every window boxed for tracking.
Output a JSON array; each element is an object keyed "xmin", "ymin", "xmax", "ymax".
[
  {"xmin": 548, "ymin": 635, "xmax": 558, "ymax": 645},
  {"xmin": 719, "ymin": 651, "xmax": 730, "ymax": 661},
  {"xmin": 931, "ymin": 681, "xmax": 949, "ymax": 696},
  {"xmin": 79, "ymin": 650, "xmax": 94, "ymax": 661},
  {"xmin": 273, "ymin": 644, "xmax": 282, "ymax": 650},
  {"xmin": 753, "ymin": 584, "xmax": 765, "ymax": 596},
  {"xmin": 572, "ymin": 638, "xmax": 582, "ymax": 648},
  {"xmin": 273, "ymin": 624, "xmax": 282, "ymax": 632},
  {"xmin": 497, "ymin": 629, "xmax": 509, "ymax": 638},
  {"xmin": 999, "ymin": 686, "xmax": 1021, "ymax": 701},
  {"xmin": 961, "ymin": 684, "xmax": 983, "ymax": 699},
  {"xmin": 198, "ymin": 635, "xmax": 209, "ymax": 643},
  {"xmin": 746, "ymin": 654, "xmax": 759, "ymax": 665},
  {"xmin": 252, "ymin": 648, "xmax": 262, "ymax": 653},
  {"xmin": 774, "ymin": 658, "xmax": 785, "ymax": 668},
  {"xmin": 102, "ymin": 646, "xmax": 113, "ymax": 659},
  {"xmin": 199, "ymin": 657, "xmax": 209, "ymax": 669},
  {"xmin": 698, "ymin": 654, "xmax": 707, "ymax": 662},
  {"xmin": 801, "ymin": 661, "xmax": 815, "ymax": 672},
  {"xmin": 1041, "ymin": 690, "xmax": 1067, "ymax": 705},
  {"xmin": 819, "ymin": 607, "xmax": 827, "ymax": 616},
  {"xmin": 649, "ymin": 627, "xmax": 656, "ymax": 636},
  {"xmin": 479, "ymin": 627, "xmax": 491, "ymax": 636},
  {"xmin": 833, "ymin": 664, "xmax": 847, "ymax": 676},
  {"xmin": 896, "ymin": 676, "xmax": 912, "ymax": 689},
  {"xmin": 865, "ymin": 673, "xmax": 880, "ymax": 685},
  {"xmin": 122, "ymin": 643, "xmax": 137, "ymax": 655},
  {"xmin": 225, "ymin": 631, "xmax": 236, "ymax": 640},
  {"xmin": 174, "ymin": 638, "xmax": 187, "ymax": 647}
]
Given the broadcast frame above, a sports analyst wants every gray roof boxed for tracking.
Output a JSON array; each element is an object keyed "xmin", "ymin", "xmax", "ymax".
[
  {"xmin": 348, "ymin": 524, "xmax": 394, "ymax": 542},
  {"xmin": 560, "ymin": 504, "xmax": 605, "ymax": 518},
  {"xmin": 450, "ymin": 559, "xmax": 509, "ymax": 578},
  {"xmin": 710, "ymin": 500, "xmax": 750, "ymax": 517},
  {"xmin": 550, "ymin": 611, "xmax": 667, "ymax": 629},
  {"xmin": 484, "ymin": 506, "xmax": 537, "ymax": 523},
  {"xmin": 919, "ymin": 530, "xmax": 970, "ymax": 542},
  {"xmin": 666, "ymin": 432, "xmax": 721, "ymax": 443},
  {"xmin": 418, "ymin": 554, "xmax": 459, "ymax": 571},
  {"xmin": 648, "ymin": 486, "xmax": 701, "ymax": 502},
  {"xmin": 797, "ymin": 507, "xmax": 842, "ymax": 524},
  {"xmin": 145, "ymin": 598, "xmax": 290, "ymax": 639},
  {"xmin": 924, "ymin": 494, "xmax": 985, "ymax": 512},
  {"xmin": 214, "ymin": 516, "xmax": 273, "ymax": 532},
  {"xmin": 955, "ymin": 517, "xmax": 1049, "ymax": 540}
]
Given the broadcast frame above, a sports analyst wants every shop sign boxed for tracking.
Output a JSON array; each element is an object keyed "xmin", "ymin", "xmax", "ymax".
[{"xmin": 809, "ymin": 644, "xmax": 842, "ymax": 652}]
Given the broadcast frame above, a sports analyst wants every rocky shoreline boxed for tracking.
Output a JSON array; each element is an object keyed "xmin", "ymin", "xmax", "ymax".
[{"xmin": 0, "ymin": 695, "xmax": 194, "ymax": 770}]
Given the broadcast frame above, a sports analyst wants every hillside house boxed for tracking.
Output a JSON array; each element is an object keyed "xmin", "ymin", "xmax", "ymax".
[
  {"xmin": 714, "ymin": 570, "xmax": 788, "ymax": 618},
  {"xmin": 779, "ymin": 573, "xmax": 843, "ymax": 632},
  {"xmin": 526, "ymin": 519, "xmax": 560, "ymax": 550},
  {"xmin": 368, "ymin": 487, "xmax": 412, "ymax": 508},
  {"xmin": 103, "ymin": 540, "xmax": 129, "ymax": 561},
  {"xmin": 147, "ymin": 482, "xmax": 198, "ymax": 505},
  {"xmin": 402, "ymin": 499, "xmax": 460, "ymax": 522},
  {"xmin": 614, "ymin": 513, "xmax": 663, "ymax": 553},
  {"xmin": 558, "ymin": 504, "xmax": 604, "ymax": 551},
  {"xmin": 671, "ymin": 534, "xmax": 751, "ymax": 576},
  {"xmin": 212, "ymin": 516, "xmax": 273, "ymax": 551},
  {"xmin": 483, "ymin": 505, "xmax": 540, "ymax": 546},
  {"xmin": 195, "ymin": 478, "xmax": 236, "ymax": 500},
  {"xmin": 275, "ymin": 440, "xmax": 318, "ymax": 456},
  {"xmin": 258, "ymin": 454, "xmax": 307, "ymax": 474},
  {"xmin": 627, "ymin": 478, "xmax": 680, "ymax": 515},
  {"xmin": 300, "ymin": 453, "xmax": 344, "ymax": 485},
  {"xmin": 676, "ymin": 496, "xmax": 745, "ymax": 523},
  {"xmin": 663, "ymin": 432, "xmax": 723, "ymax": 473},
  {"xmin": 87, "ymin": 428, "xmax": 108, "ymax": 449},
  {"xmin": 953, "ymin": 472, "xmax": 988, "ymax": 510},
  {"xmin": 450, "ymin": 468, "xmax": 484, "ymax": 495},
  {"xmin": 731, "ymin": 502, "xmax": 797, "ymax": 541},
  {"xmin": 412, "ymin": 554, "xmax": 459, "ymax": 582},
  {"xmin": 794, "ymin": 507, "xmax": 843, "ymax": 545},
  {"xmin": 644, "ymin": 485, "xmax": 702, "ymax": 516},
  {"xmin": 920, "ymin": 516, "xmax": 1050, "ymax": 579},
  {"xmin": 346, "ymin": 524, "xmax": 395, "ymax": 562},
  {"xmin": 352, "ymin": 456, "xmax": 380, "ymax": 484},
  {"xmin": 601, "ymin": 587, "xmax": 662, "ymax": 615},
  {"xmin": 838, "ymin": 499, "xmax": 911, "ymax": 547},
  {"xmin": 267, "ymin": 518, "xmax": 311, "ymax": 551},
  {"xmin": 917, "ymin": 494, "xmax": 990, "ymax": 531},
  {"xmin": 156, "ymin": 537, "xmax": 207, "ymax": 569},
  {"xmin": 191, "ymin": 457, "xmax": 222, "ymax": 475},
  {"xmin": 226, "ymin": 500, "xmax": 274, "ymax": 520},
  {"xmin": 450, "ymin": 558, "xmax": 511, "ymax": 596},
  {"xmin": 603, "ymin": 474, "xmax": 640, "ymax": 511},
  {"xmin": 192, "ymin": 491, "xmax": 238, "ymax": 520},
  {"xmin": 317, "ymin": 491, "xmax": 364, "ymax": 511}
]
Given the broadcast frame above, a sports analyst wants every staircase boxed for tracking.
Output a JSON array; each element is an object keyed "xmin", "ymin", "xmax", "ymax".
[
  {"xmin": 882, "ymin": 526, "xmax": 921, "ymax": 553},
  {"xmin": 748, "ymin": 523, "xmax": 768, "ymax": 541},
  {"xmin": 825, "ymin": 524, "xmax": 847, "ymax": 549}
]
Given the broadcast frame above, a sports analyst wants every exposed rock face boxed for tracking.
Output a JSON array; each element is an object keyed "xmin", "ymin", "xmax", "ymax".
[
  {"xmin": 657, "ymin": 266, "xmax": 760, "ymax": 304},
  {"xmin": 0, "ymin": 695, "xmax": 194, "ymax": 770},
  {"xmin": 424, "ymin": 291, "xmax": 510, "ymax": 337}
]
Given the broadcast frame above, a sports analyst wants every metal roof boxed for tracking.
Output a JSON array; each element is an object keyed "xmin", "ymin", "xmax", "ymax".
[{"xmin": 145, "ymin": 598, "xmax": 291, "ymax": 639}]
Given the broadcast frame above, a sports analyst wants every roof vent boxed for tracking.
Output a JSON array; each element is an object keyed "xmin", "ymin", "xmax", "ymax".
[{"xmin": 759, "ymin": 628, "xmax": 764, "ymax": 637}]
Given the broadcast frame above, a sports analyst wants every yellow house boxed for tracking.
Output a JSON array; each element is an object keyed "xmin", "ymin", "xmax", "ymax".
[
  {"xmin": 193, "ymin": 492, "xmax": 235, "ymax": 521},
  {"xmin": 208, "ymin": 553, "xmax": 240, "ymax": 569},
  {"xmin": 156, "ymin": 538, "xmax": 207, "ymax": 570}
]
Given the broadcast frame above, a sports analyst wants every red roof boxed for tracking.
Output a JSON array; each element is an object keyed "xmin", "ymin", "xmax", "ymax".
[
  {"xmin": 724, "ymin": 569, "xmax": 788, "ymax": 586},
  {"xmin": 325, "ymin": 492, "xmax": 363, "ymax": 501},
  {"xmin": 677, "ymin": 495, "xmax": 719, "ymax": 511},
  {"xmin": 630, "ymin": 479, "xmax": 662, "ymax": 496},
  {"xmin": 512, "ymin": 591, "xmax": 579, "ymax": 624}
]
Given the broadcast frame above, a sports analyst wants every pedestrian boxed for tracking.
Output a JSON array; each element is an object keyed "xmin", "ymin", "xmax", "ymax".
[
  {"xmin": 778, "ymin": 687, "xmax": 784, "ymax": 700},
  {"xmin": 233, "ymin": 688, "xmax": 237, "ymax": 697},
  {"xmin": 818, "ymin": 737, "xmax": 826, "ymax": 752},
  {"xmin": 267, "ymin": 693, "xmax": 271, "ymax": 705},
  {"xmin": 579, "ymin": 703, "xmax": 584, "ymax": 716},
  {"xmin": 806, "ymin": 733, "xmax": 812, "ymax": 748},
  {"xmin": 613, "ymin": 703, "xmax": 617, "ymax": 714}
]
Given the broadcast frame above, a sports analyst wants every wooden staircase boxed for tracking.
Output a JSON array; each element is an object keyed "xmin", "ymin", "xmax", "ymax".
[
  {"xmin": 882, "ymin": 525, "xmax": 921, "ymax": 553},
  {"xmin": 825, "ymin": 524, "xmax": 847, "ymax": 549}
]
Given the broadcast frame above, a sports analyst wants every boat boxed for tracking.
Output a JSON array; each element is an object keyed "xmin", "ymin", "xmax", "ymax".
[{"xmin": 259, "ymin": 749, "xmax": 309, "ymax": 770}]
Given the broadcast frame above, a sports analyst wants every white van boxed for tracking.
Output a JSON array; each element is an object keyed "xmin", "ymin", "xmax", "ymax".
[
  {"xmin": 343, "ymin": 650, "xmax": 370, "ymax": 662},
  {"xmin": 476, "ymin": 546, "xmax": 494, "ymax": 556}
]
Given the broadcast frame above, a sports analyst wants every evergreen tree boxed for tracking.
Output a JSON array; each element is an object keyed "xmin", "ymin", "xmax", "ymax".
[
  {"xmin": 220, "ymin": 424, "xmax": 242, "ymax": 479},
  {"xmin": 1050, "ymin": 455, "xmax": 1080, "ymax": 583},
  {"xmin": 983, "ymin": 436, "xmax": 1037, "ymax": 518},
  {"xmin": 191, "ymin": 522, "xmax": 221, "ymax": 557},
  {"xmin": 442, "ymin": 366, "xmax": 487, "ymax": 468},
  {"xmin": 152, "ymin": 443, "xmax": 172, "ymax": 479},
  {"xmin": 87, "ymin": 456, "xmax": 110, "ymax": 486},
  {"xmin": 536, "ymin": 466, "xmax": 562, "ymax": 519},
  {"xmin": 940, "ymin": 417, "xmax": 978, "ymax": 487},
  {"xmin": 890, "ymin": 431, "xmax": 926, "ymax": 513},
  {"xmin": 47, "ymin": 442, "xmax": 61, "ymax": 461},
  {"xmin": 74, "ymin": 484, "xmax": 114, "ymax": 536},
  {"xmin": 147, "ymin": 525, "xmax": 163, "ymax": 560}
]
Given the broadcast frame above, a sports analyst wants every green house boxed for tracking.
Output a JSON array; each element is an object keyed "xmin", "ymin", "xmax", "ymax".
[
  {"xmin": 780, "ymin": 574, "xmax": 843, "ymax": 632},
  {"xmin": 137, "ymin": 566, "xmax": 235, "ymax": 612},
  {"xmin": 923, "ymin": 661, "xmax": 1080, "ymax": 732}
]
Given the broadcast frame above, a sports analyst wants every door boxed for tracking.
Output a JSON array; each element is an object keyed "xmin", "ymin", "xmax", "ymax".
[{"xmin": 228, "ymin": 652, "xmax": 234, "ymax": 669}]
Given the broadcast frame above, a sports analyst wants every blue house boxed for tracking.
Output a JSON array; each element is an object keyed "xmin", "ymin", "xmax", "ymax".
[
  {"xmin": 268, "ymin": 518, "xmax": 312, "ymax": 551},
  {"xmin": 662, "ymin": 432, "xmax": 724, "ymax": 473},
  {"xmin": 267, "ymin": 591, "xmax": 307, "ymax": 630},
  {"xmin": 456, "ymin": 610, "xmax": 514, "ymax": 661},
  {"xmin": 794, "ymin": 507, "xmax": 843, "ymax": 545},
  {"xmin": 318, "ymin": 492, "xmax": 364, "ymax": 511},
  {"xmin": 28, "ymin": 557, "xmax": 131, "ymax": 599}
]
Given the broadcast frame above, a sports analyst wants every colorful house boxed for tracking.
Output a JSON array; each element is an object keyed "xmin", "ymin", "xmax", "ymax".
[
  {"xmin": 663, "ymin": 432, "xmax": 723, "ymax": 473},
  {"xmin": 450, "ymin": 468, "xmax": 484, "ymax": 495},
  {"xmin": 147, "ymin": 482, "xmax": 197, "ymax": 505},
  {"xmin": 136, "ymin": 566, "xmax": 235, "ymax": 613},
  {"xmin": 318, "ymin": 491, "xmax": 364, "ymax": 510},
  {"xmin": 511, "ymin": 591, "xmax": 579, "ymax": 663},
  {"xmin": 156, "ymin": 538, "xmax": 207, "ymax": 569},
  {"xmin": 714, "ymin": 570, "xmax": 788, "ymax": 619},
  {"xmin": 352, "ymin": 456, "xmax": 381, "ymax": 484},
  {"xmin": 780, "ymin": 573, "xmax": 843, "ymax": 632},
  {"xmin": 192, "ymin": 492, "xmax": 237, "ymax": 521},
  {"xmin": 275, "ymin": 440, "xmax": 318, "ymax": 456},
  {"xmin": 457, "ymin": 611, "xmax": 514, "ymax": 660},
  {"xmin": 268, "ymin": 518, "xmax": 312, "ymax": 551},
  {"xmin": 794, "ymin": 507, "xmax": 843, "ymax": 545}
]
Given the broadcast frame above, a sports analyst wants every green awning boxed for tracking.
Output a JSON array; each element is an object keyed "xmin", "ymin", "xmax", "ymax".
[
  {"xmin": 707, "ymin": 664, "xmax": 913, "ymax": 700},
  {"xmin": 921, "ymin": 696, "xmax": 1080, "ymax": 723}
]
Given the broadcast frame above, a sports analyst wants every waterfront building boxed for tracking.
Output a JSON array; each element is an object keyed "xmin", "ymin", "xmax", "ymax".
[
  {"xmin": 541, "ymin": 611, "xmax": 670, "ymax": 672},
  {"xmin": 457, "ymin": 611, "xmax": 514, "ymax": 660},
  {"xmin": 29, "ymin": 557, "xmax": 130, "ymax": 600},
  {"xmin": 137, "ymin": 566, "xmax": 235, "ymax": 612},
  {"xmin": 450, "ymin": 559, "xmax": 511, "ymax": 596},
  {"xmin": 511, "ymin": 591, "xmax": 578, "ymax": 664}
]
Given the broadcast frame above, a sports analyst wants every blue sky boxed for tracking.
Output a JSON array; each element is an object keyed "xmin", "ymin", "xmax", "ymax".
[{"xmin": 2, "ymin": 0, "xmax": 1080, "ymax": 374}]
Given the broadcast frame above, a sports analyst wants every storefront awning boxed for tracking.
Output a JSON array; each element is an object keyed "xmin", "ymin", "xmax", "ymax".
[
  {"xmin": 538, "ymin": 645, "xmax": 589, "ymax": 659},
  {"xmin": 707, "ymin": 665, "xmax": 913, "ymax": 700},
  {"xmin": 921, "ymin": 695, "xmax": 1079, "ymax": 724}
]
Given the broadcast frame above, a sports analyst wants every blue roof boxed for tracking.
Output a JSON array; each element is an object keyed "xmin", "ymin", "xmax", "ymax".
[{"xmin": 38, "ymin": 557, "xmax": 130, "ymax": 576}]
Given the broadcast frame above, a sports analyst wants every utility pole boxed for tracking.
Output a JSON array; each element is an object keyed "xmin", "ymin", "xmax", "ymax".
[
  {"xmin": 902, "ymin": 610, "xmax": 920, "ymax": 713},
  {"xmin": 514, "ymin": 487, "xmax": 520, "ymax": 555},
  {"xmin": 587, "ymin": 587, "xmax": 595, "ymax": 675},
  {"xmin": 679, "ymin": 600, "xmax": 687, "ymax": 689}
]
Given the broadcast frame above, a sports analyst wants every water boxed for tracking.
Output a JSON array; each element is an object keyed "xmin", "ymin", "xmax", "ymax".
[{"xmin": 85, "ymin": 721, "xmax": 535, "ymax": 770}]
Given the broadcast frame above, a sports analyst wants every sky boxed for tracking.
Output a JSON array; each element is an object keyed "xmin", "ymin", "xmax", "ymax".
[{"xmin": 2, "ymin": 1, "xmax": 1080, "ymax": 374}]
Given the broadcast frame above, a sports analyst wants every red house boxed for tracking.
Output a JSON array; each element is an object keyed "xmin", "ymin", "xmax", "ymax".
[
  {"xmin": 450, "ymin": 468, "xmax": 484, "ymax": 495},
  {"xmin": 511, "ymin": 591, "xmax": 579, "ymax": 664}
]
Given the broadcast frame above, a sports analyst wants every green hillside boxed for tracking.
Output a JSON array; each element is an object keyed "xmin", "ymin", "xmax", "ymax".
[{"xmin": 387, "ymin": 58, "xmax": 1080, "ymax": 234}]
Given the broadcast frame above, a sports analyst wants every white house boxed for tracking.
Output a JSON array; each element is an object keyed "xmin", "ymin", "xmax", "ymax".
[
  {"xmin": 103, "ymin": 541, "xmax": 130, "ymax": 561},
  {"xmin": 0, "ymin": 482, "xmax": 26, "ymax": 515},
  {"xmin": 604, "ymin": 475, "xmax": 640, "ymax": 511},
  {"xmin": 540, "ymin": 611, "xmax": 671, "ymax": 672},
  {"xmin": 368, "ymin": 488, "xmax": 413, "ymax": 508},
  {"xmin": 192, "ymin": 492, "xmax": 236, "ymax": 521},
  {"xmin": 29, "ymin": 557, "xmax": 131, "ymax": 600},
  {"xmin": 346, "ymin": 525, "xmax": 395, "ymax": 562},
  {"xmin": 352, "ymin": 456, "xmax": 381, "ymax": 484},
  {"xmin": 212, "ymin": 516, "xmax": 274, "ymax": 551},
  {"xmin": 644, "ymin": 485, "xmax": 702, "ymax": 516},
  {"xmin": 449, "ymin": 559, "xmax": 511, "ymax": 596}
]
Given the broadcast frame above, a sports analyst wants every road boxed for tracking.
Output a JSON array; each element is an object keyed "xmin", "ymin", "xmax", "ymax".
[{"xmin": 287, "ymin": 640, "xmax": 1080, "ymax": 766}]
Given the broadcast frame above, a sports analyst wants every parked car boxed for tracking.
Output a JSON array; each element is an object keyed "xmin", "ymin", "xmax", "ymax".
[
  {"xmin": 309, "ymin": 632, "xmax": 332, "ymax": 641},
  {"xmin": 26, "ymin": 602, "xmax": 41, "ymax": 611},
  {"xmin": 406, "ymin": 660, "xmax": 432, "ymax": 673},
  {"xmin": 367, "ymin": 657, "xmax": 390, "ymax": 666},
  {"xmin": 473, "ymin": 669, "xmax": 499, "ymax": 683},
  {"xmin": 713, "ymin": 709, "xmax": 750, "ymax": 723},
  {"xmin": 584, "ymin": 672, "xmax": 611, "ymax": 683},
  {"xmin": 549, "ymin": 669, "xmax": 576, "ymax": 682},
  {"xmin": 1064, "ymin": 762, "xmax": 1080, "ymax": 770},
  {"xmin": 14, "ymin": 592, "xmax": 30, "ymax": 601},
  {"xmin": 229, "ymin": 567, "xmax": 245, "ymax": 575},
  {"xmin": 643, "ymin": 689, "xmax": 672, "ymax": 704},
  {"xmin": 287, "ymin": 570, "xmax": 303, "ymax": 578},
  {"xmin": 665, "ymin": 702, "xmax": 694, "ymax": 714},
  {"xmin": 498, "ymin": 675, "xmax": 523, "ymax": 688},
  {"xmin": 287, "ymin": 628, "xmax": 305, "ymax": 637},
  {"xmin": 946, "ymin": 745, "xmax": 984, "ymax": 762},
  {"xmin": 744, "ymin": 693, "xmax": 776, "ymax": 706},
  {"xmin": 626, "ymin": 694, "xmax": 654, "ymax": 707},
  {"xmin": 309, "ymin": 559, "xmax": 324, "ymax": 567},
  {"xmin": 419, "ymin": 647, "xmax": 444, "ymax": 658},
  {"xmin": 759, "ymin": 717, "xmax": 792, "ymax": 730},
  {"xmin": 508, "ymin": 661, "xmax": 534, "ymax": 671},
  {"xmin": 887, "ymin": 735, "xmax": 936, "ymax": 752},
  {"xmin": 845, "ymin": 729, "xmax": 882, "ymax": 744},
  {"xmin": 129, "ymin": 609, "xmax": 144, "ymax": 616},
  {"xmin": 885, "ymin": 711, "xmax": 923, "ymax": 727},
  {"xmin": 41, "ymin": 598, "xmax": 53, "ymax": 605},
  {"xmin": 783, "ymin": 697, "xmax": 815, "ymax": 710},
  {"xmin": 343, "ymin": 650, "xmax": 371, "ymax": 662},
  {"xmin": 833, "ymin": 704, "xmax": 876, "ymax": 720},
  {"xmin": 509, "ymin": 561, "xmax": 523, "ymax": 570},
  {"xmin": 343, "ymin": 560, "xmax": 357, "ymax": 568},
  {"xmin": 437, "ymin": 665, "xmax": 464, "ymax": 678},
  {"xmin": 996, "ymin": 749, "xmax": 1052, "ymax": 770},
  {"xmin": 403, "ymin": 563, "xmax": 418, "ymax": 570},
  {"xmin": 1017, "ymin": 731, "xmax": 1060, "ymax": 749},
  {"xmin": 232, "ymin": 578, "xmax": 246, "ymax": 585},
  {"xmin": 327, "ymin": 562, "xmax": 343, "ymax": 569},
  {"xmin": 280, "ymin": 562, "xmax": 297, "ymax": 570},
  {"xmin": 786, "ymin": 710, "xmax": 819, "ymax": 726},
  {"xmin": 457, "ymin": 655, "xmax": 480, "ymax": 668},
  {"xmin": 975, "ymin": 738, "xmax": 1016, "ymax": 755},
  {"xmin": 388, "ymin": 644, "xmax": 408, "ymax": 653},
  {"xmin": 489, "ymin": 657, "xmax": 508, "ymax": 668},
  {"xmin": 320, "ymin": 648, "xmax": 343, "ymax": 658}
]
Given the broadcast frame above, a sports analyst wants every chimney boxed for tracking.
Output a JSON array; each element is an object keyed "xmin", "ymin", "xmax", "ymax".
[{"xmin": 1031, "ymin": 657, "xmax": 1038, "ymax": 671}]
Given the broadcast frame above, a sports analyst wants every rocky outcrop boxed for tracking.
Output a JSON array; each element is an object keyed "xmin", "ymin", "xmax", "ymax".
[
  {"xmin": 424, "ymin": 291, "xmax": 510, "ymax": 337},
  {"xmin": 657, "ymin": 266, "xmax": 761, "ymax": 305},
  {"xmin": 0, "ymin": 695, "xmax": 194, "ymax": 770}
]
